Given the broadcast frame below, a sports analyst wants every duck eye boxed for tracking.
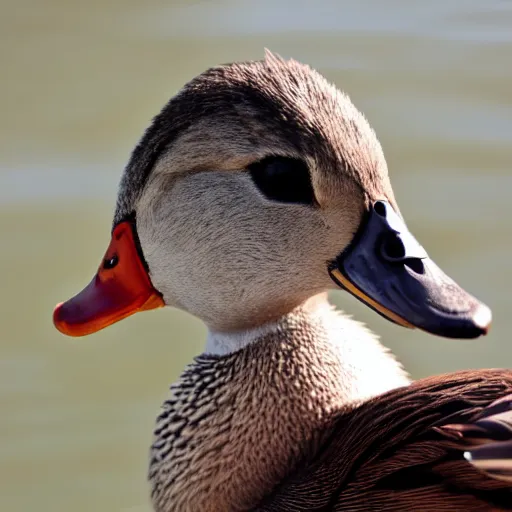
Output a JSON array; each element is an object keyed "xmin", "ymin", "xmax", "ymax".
[{"xmin": 248, "ymin": 156, "xmax": 316, "ymax": 206}]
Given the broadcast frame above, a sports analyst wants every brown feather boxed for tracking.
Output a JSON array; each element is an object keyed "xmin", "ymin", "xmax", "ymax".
[{"xmin": 255, "ymin": 370, "xmax": 512, "ymax": 511}]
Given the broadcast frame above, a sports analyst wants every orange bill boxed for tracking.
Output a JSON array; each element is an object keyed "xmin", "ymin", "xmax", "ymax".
[{"xmin": 53, "ymin": 221, "xmax": 164, "ymax": 337}]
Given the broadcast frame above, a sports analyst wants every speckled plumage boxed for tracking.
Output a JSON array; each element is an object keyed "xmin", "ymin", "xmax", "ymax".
[{"xmin": 149, "ymin": 300, "xmax": 409, "ymax": 511}]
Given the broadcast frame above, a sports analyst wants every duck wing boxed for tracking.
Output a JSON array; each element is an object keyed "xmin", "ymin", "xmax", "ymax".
[{"xmin": 255, "ymin": 369, "xmax": 512, "ymax": 511}]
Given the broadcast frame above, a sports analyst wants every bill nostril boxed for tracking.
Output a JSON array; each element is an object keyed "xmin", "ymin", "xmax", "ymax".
[
  {"xmin": 374, "ymin": 201, "xmax": 387, "ymax": 217},
  {"xmin": 103, "ymin": 254, "xmax": 119, "ymax": 270},
  {"xmin": 380, "ymin": 234, "xmax": 406, "ymax": 261},
  {"xmin": 404, "ymin": 258, "xmax": 425, "ymax": 275},
  {"xmin": 379, "ymin": 234, "xmax": 425, "ymax": 273}
]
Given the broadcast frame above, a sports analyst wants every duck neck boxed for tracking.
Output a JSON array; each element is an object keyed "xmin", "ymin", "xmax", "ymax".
[{"xmin": 149, "ymin": 294, "xmax": 410, "ymax": 512}]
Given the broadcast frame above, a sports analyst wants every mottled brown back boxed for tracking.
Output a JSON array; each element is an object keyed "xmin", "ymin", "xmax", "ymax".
[{"xmin": 255, "ymin": 370, "xmax": 512, "ymax": 511}]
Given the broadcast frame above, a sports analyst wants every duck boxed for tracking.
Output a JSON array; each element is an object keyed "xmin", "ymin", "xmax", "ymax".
[{"xmin": 53, "ymin": 51, "xmax": 512, "ymax": 511}]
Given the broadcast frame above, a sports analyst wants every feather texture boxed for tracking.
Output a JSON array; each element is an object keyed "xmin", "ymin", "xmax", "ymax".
[{"xmin": 255, "ymin": 370, "xmax": 512, "ymax": 511}]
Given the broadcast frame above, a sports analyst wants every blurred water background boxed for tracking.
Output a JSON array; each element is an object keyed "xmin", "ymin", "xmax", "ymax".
[{"xmin": 1, "ymin": 1, "xmax": 511, "ymax": 510}]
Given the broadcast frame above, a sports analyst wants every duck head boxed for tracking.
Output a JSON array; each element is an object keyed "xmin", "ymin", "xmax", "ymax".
[{"xmin": 53, "ymin": 51, "xmax": 491, "ymax": 340}]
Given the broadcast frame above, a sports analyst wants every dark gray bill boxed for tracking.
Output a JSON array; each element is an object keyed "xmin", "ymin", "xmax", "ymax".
[{"xmin": 329, "ymin": 200, "xmax": 491, "ymax": 339}]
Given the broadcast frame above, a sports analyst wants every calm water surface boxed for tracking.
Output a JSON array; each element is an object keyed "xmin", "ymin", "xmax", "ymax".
[{"xmin": 1, "ymin": 1, "xmax": 511, "ymax": 510}]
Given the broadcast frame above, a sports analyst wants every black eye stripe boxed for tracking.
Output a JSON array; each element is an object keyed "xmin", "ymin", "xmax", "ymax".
[{"xmin": 247, "ymin": 156, "xmax": 316, "ymax": 206}]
